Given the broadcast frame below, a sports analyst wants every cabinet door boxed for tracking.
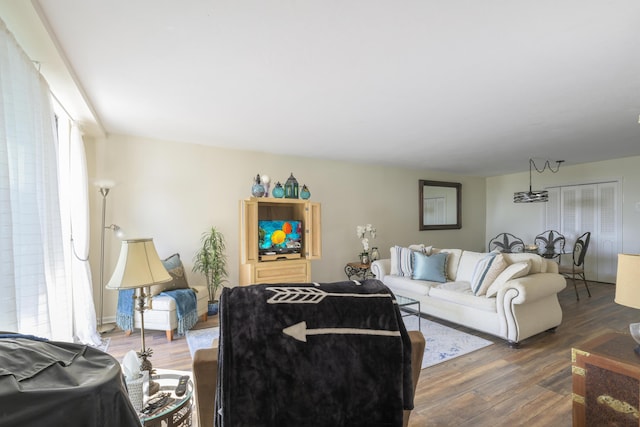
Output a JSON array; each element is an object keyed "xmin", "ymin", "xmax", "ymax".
[
  {"xmin": 305, "ymin": 202, "xmax": 322, "ymax": 259},
  {"xmin": 240, "ymin": 199, "xmax": 258, "ymax": 264}
]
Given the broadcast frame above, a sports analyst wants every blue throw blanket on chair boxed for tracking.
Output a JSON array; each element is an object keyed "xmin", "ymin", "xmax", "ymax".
[
  {"xmin": 160, "ymin": 289, "xmax": 198, "ymax": 335},
  {"xmin": 116, "ymin": 289, "xmax": 135, "ymax": 332},
  {"xmin": 116, "ymin": 288, "xmax": 198, "ymax": 335}
]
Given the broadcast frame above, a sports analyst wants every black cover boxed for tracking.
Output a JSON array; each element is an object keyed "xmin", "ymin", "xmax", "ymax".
[
  {"xmin": 215, "ymin": 279, "xmax": 413, "ymax": 427},
  {"xmin": 0, "ymin": 337, "xmax": 141, "ymax": 427}
]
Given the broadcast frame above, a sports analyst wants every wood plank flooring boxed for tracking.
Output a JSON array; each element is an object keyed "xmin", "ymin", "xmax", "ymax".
[{"xmin": 104, "ymin": 280, "xmax": 633, "ymax": 427}]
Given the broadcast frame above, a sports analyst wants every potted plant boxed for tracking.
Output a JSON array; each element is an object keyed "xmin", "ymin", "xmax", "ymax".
[{"xmin": 193, "ymin": 226, "xmax": 228, "ymax": 315}]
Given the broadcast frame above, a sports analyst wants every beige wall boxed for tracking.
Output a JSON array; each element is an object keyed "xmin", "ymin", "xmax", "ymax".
[
  {"xmin": 87, "ymin": 134, "xmax": 487, "ymax": 322},
  {"xmin": 486, "ymin": 155, "xmax": 640, "ymax": 255}
]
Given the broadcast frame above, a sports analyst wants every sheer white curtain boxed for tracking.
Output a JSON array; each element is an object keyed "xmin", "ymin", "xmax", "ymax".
[
  {"xmin": 0, "ymin": 18, "xmax": 71, "ymax": 340},
  {"xmin": 0, "ymin": 18, "xmax": 101, "ymax": 345},
  {"xmin": 56, "ymin": 110, "xmax": 102, "ymax": 346}
]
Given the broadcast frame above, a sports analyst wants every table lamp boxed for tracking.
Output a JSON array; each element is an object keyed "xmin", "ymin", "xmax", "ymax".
[
  {"xmin": 106, "ymin": 238, "xmax": 171, "ymax": 394},
  {"xmin": 614, "ymin": 253, "xmax": 640, "ymax": 355}
]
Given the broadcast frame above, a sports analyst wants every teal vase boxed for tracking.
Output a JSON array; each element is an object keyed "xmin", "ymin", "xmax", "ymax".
[
  {"xmin": 300, "ymin": 185, "xmax": 311, "ymax": 200},
  {"xmin": 272, "ymin": 182, "xmax": 285, "ymax": 198}
]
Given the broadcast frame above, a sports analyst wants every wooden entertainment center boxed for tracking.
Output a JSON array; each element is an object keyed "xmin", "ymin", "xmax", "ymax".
[{"xmin": 239, "ymin": 197, "xmax": 322, "ymax": 286}]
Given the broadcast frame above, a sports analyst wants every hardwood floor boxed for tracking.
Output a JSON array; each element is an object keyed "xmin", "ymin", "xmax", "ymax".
[{"xmin": 105, "ymin": 280, "xmax": 633, "ymax": 427}]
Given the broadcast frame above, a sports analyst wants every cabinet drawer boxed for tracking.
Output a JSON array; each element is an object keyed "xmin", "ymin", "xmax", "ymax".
[{"xmin": 254, "ymin": 260, "xmax": 309, "ymax": 284}]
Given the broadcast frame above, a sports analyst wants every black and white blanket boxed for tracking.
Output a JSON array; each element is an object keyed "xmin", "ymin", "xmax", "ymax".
[{"xmin": 215, "ymin": 279, "xmax": 414, "ymax": 427}]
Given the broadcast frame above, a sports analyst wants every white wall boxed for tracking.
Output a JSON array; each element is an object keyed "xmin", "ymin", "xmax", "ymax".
[
  {"xmin": 87, "ymin": 134, "xmax": 487, "ymax": 322},
  {"xmin": 486, "ymin": 155, "xmax": 640, "ymax": 256}
]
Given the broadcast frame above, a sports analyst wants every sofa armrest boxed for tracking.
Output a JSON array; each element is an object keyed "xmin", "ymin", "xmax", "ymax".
[
  {"xmin": 403, "ymin": 330, "xmax": 425, "ymax": 427},
  {"xmin": 192, "ymin": 341, "xmax": 218, "ymax": 427},
  {"xmin": 497, "ymin": 273, "xmax": 566, "ymax": 304},
  {"xmin": 371, "ymin": 259, "xmax": 391, "ymax": 279}
]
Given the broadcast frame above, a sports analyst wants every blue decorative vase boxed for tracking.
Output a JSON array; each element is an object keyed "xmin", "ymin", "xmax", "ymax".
[
  {"xmin": 300, "ymin": 185, "xmax": 311, "ymax": 200},
  {"xmin": 207, "ymin": 301, "xmax": 219, "ymax": 316},
  {"xmin": 251, "ymin": 174, "xmax": 265, "ymax": 197},
  {"xmin": 272, "ymin": 182, "xmax": 285, "ymax": 198}
]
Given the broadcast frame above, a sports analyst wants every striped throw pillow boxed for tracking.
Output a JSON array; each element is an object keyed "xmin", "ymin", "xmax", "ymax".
[
  {"xmin": 470, "ymin": 253, "xmax": 507, "ymax": 296},
  {"xmin": 390, "ymin": 246, "xmax": 416, "ymax": 277}
]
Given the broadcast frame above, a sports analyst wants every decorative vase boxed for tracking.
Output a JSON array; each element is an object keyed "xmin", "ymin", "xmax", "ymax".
[
  {"xmin": 251, "ymin": 174, "xmax": 265, "ymax": 197},
  {"xmin": 272, "ymin": 182, "xmax": 285, "ymax": 198},
  {"xmin": 360, "ymin": 253, "xmax": 370, "ymax": 264},
  {"xmin": 370, "ymin": 247, "xmax": 379, "ymax": 261},
  {"xmin": 300, "ymin": 184, "xmax": 311, "ymax": 200},
  {"xmin": 208, "ymin": 301, "xmax": 219, "ymax": 316}
]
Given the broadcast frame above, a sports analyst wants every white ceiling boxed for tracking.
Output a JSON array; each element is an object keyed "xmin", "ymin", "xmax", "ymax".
[{"xmin": 23, "ymin": 1, "xmax": 640, "ymax": 175}]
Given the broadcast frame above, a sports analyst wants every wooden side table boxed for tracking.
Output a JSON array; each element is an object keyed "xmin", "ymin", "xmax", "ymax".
[
  {"xmin": 344, "ymin": 262, "xmax": 374, "ymax": 280},
  {"xmin": 572, "ymin": 332, "xmax": 640, "ymax": 426}
]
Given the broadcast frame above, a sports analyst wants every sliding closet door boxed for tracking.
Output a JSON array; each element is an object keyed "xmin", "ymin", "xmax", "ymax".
[
  {"xmin": 596, "ymin": 182, "xmax": 620, "ymax": 282},
  {"xmin": 546, "ymin": 181, "xmax": 620, "ymax": 283},
  {"xmin": 560, "ymin": 185, "xmax": 598, "ymax": 281}
]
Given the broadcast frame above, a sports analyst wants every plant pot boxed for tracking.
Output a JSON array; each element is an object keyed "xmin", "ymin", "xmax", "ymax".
[{"xmin": 207, "ymin": 301, "xmax": 219, "ymax": 316}]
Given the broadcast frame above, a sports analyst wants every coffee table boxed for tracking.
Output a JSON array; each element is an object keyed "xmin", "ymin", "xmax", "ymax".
[
  {"xmin": 140, "ymin": 369, "xmax": 193, "ymax": 427},
  {"xmin": 396, "ymin": 294, "xmax": 421, "ymax": 332}
]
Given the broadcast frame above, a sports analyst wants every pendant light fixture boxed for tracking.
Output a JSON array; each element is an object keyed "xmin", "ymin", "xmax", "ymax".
[{"xmin": 513, "ymin": 159, "xmax": 564, "ymax": 203}]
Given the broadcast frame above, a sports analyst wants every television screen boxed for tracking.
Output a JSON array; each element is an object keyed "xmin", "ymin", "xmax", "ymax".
[{"xmin": 258, "ymin": 220, "xmax": 303, "ymax": 254}]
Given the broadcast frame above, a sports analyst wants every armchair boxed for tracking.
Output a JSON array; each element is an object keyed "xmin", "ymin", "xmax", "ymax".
[{"xmin": 119, "ymin": 253, "xmax": 209, "ymax": 341}]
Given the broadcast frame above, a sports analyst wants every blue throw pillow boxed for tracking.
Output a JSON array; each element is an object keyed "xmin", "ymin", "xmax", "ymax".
[
  {"xmin": 412, "ymin": 252, "xmax": 448, "ymax": 282},
  {"xmin": 151, "ymin": 253, "xmax": 190, "ymax": 295}
]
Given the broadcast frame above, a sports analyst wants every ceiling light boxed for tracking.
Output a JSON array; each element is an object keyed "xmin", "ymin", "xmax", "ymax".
[{"xmin": 514, "ymin": 159, "xmax": 564, "ymax": 203}]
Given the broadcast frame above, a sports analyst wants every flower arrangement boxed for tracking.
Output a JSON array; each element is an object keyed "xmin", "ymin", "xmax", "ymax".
[{"xmin": 356, "ymin": 224, "xmax": 377, "ymax": 260}]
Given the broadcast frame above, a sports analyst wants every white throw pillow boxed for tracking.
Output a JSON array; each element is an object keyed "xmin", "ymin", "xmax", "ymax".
[
  {"xmin": 485, "ymin": 261, "xmax": 531, "ymax": 298},
  {"xmin": 501, "ymin": 253, "xmax": 544, "ymax": 274},
  {"xmin": 408, "ymin": 244, "xmax": 433, "ymax": 255},
  {"xmin": 470, "ymin": 253, "xmax": 507, "ymax": 296}
]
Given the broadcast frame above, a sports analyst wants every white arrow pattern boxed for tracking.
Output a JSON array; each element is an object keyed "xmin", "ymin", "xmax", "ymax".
[
  {"xmin": 283, "ymin": 321, "xmax": 401, "ymax": 342},
  {"xmin": 266, "ymin": 286, "xmax": 392, "ymax": 304}
]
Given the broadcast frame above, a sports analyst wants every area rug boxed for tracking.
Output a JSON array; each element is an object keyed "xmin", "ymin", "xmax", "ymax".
[
  {"xmin": 402, "ymin": 315, "xmax": 493, "ymax": 368},
  {"xmin": 186, "ymin": 327, "xmax": 220, "ymax": 358},
  {"xmin": 186, "ymin": 316, "xmax": 493, "ymax": 368}
]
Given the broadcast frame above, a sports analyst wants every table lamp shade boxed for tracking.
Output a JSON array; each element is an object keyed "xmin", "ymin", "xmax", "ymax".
[
  {"xmin": 106, "ymin": 238, "xmax": 171, "ymax": 290},
  {"xmin": 614, "ymin": 254, "xmax": 640, "ymax": 310}
]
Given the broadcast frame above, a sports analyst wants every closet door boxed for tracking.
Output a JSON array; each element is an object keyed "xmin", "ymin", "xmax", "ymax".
[
  {"xmin": 545, "ymin": 188, "xmax": 561, "ymax": 231},
  {"xmin": 549, "ymin": 182, "xmax": 620, "ymax": 283},
  {"xmin": 560, "ymin": 184, "xmax": 598, "ymax": 281},
  {"xmin": 596, "ymin": 182, "xmax": 620, "ymax": 282}
]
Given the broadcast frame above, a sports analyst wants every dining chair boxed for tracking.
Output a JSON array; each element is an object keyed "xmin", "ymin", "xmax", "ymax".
[
  {"xmin": 559, "ymin": 232, "xmax": 591, "ymax": 300},
  {"xmin": 488, "ymin": 233, "xmax": 525, "ymax": 253},
  {"xmin": 534, "ymin": 230, "xmax": 566, "ymax": 260}
]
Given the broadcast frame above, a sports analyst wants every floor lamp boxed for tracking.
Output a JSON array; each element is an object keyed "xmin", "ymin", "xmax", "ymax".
[
  {"xmin": 106, "ymin": 238, "xmax": 171, "ymax": 395},
  {"xmin": 97, "ymin": 183, "xmax": 122, "ymax": 334}
]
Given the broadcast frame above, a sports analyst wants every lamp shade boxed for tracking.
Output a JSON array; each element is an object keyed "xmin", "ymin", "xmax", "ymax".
[
  {"xmin": 106, "ymin": 238, "xmax": 171, "ymax": 290},
  {"xmin": 614, "ymin": 254, "xmax": 640, "ymax": 309},
  {"xmin": 513, "ymin": 190, "xmax": 549, "ymax": 203}
]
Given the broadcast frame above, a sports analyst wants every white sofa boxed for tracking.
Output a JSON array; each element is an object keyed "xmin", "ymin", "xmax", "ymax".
[{"xmin": 371, "ymin": 246, "xmax": 566, "ymax": 346}]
